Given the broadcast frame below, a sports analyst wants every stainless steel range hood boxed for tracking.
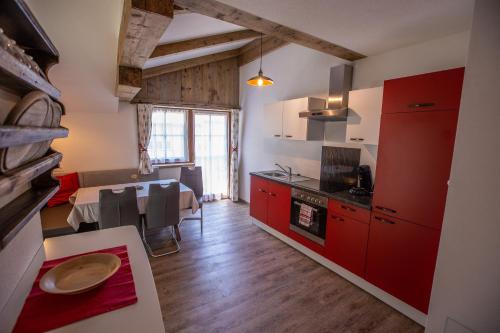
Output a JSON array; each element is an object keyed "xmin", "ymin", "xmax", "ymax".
[{"xmin": 299, "ymin": 64, "xmax": 353, "ymax": 121}]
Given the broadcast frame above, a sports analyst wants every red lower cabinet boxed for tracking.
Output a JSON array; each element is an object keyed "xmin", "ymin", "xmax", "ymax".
[
  {"xmin": 250, "ymin": 175, "xmax": 269, "ymax": 223},
  {"xmin": 365, "ymin": 212, "xmax": 440, "ymax": 313},
  {"xmin": 325, "ymin": 213, "xmax": 369, "ymax": 277},
  {"xmin": 267, "ymin": 181, "xmax": 291, "ymax": 235}
]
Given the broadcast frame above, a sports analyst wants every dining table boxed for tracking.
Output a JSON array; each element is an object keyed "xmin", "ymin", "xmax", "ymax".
[{"xmin": 67, "ymin": 179, "xmax": 199, "ymax": 230}]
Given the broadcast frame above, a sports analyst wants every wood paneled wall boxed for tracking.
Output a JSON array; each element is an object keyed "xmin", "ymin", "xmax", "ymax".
[{"xmin": 133, "ymin": 57, "xmax": 239, "ymax": 109}]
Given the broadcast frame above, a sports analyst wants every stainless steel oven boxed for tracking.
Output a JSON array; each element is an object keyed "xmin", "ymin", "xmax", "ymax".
[{"xmin": 290, "ymin": 188, "xmax": 328, "ymax": 246}]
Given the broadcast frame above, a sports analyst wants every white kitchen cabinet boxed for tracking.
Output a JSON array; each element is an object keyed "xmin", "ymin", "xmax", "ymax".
[
  {"xmin": 346, "ymin": 87, "xmax": 383, "ymax": 145},
  {"xmin": 282, "ymin": 97, "xmax": 325, "ymax": 141},
  {"xmin": 282, "ymin": 98, "xmax": 309, "ymax": 140},
  {"xmin": 264, "ymin": 101, "xmax": 284, "ymax": 138}
]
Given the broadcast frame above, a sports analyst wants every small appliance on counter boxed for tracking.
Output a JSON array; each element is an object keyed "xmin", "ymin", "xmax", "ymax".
[{"xmin": 348, "ymin": 165, "xmax": 373, "ymax": 197}]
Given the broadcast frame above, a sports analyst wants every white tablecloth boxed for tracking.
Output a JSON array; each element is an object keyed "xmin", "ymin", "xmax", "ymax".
[{"xmin": 67, "ymin": 179, "xmax": 199, "ymax": 230}]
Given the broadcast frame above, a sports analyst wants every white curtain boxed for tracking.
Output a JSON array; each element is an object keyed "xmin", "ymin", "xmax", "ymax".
[
  {"xmin": 137, "ymin": 104, "xmax": 154, "ymax": 175},
  {"xmin": 230, "ymin": 109, "xmax": 240, "ymax": 201},
  {"xmin": 194, "ymin": 112, "xmax": 229, "ymax": 201}
]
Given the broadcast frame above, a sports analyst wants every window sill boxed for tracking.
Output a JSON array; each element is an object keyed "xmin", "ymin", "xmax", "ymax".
[{"xmin": 154, "ymin": 162, "xmax": 195, "ymax": 169}]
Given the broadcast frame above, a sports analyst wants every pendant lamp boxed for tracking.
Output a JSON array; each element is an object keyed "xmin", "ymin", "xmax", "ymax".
[{"xmin": 247, "ymin": 33, "xmax": 274, "ymax": 87}]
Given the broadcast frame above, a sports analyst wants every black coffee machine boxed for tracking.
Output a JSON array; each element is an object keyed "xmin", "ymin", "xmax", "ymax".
[{"xmin": 349, "ymin": 165, "xmax": 373, "ymax": 196}]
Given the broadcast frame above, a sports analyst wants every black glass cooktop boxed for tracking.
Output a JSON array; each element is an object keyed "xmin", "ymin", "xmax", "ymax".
[{"xmin": 294, "ymin": 179, "xmax": 351, "ymax": 194}]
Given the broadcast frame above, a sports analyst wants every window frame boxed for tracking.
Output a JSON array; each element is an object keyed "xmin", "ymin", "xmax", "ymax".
[
  {"xmin": 148, "ymin": 107, "xmax": 190, "ymax": 166},
  {"xmin": 147, "ymin": 106, "xmax": 232, "ymax": 171}
]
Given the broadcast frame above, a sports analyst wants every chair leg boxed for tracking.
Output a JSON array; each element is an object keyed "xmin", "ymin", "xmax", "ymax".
[
  {"xmin": 142, "ymin": 222, "xmax": 180, "ymax": 257},
  {"xmin": 200, "ymin": 205, "xmax": 203, "ymax": 233}
]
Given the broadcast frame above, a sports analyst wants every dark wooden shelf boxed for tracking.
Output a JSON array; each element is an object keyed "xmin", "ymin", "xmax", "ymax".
[
  {"xmin": 0, "ymin": 185, "xmax": 58, "ymax": 249},
  {"xmin": 0, "ymin": 152, "xmax": 62, "ymax": 196},
  {"xmin": 0, "ymin": 46, "xmax": 61, "ymax": 100},
  {"xmin": 0, "ymin": 0, "xmax": 59, "ymax": 71},
  {"xmin": 0, "ymin": 126, "xmax": 68, "ymax": 148}
]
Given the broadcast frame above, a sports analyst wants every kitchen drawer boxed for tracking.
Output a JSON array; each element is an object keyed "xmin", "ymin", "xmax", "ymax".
[
  {"xmin": 328, "ymin": 199, "xmax": 370, "ymax": 224},
  {"xmin": 325, "ymin": 213, "xmax": 369, "ymax": 277},
  {"xmin": 365, "ymin": 212, "xmax": 440, "ymax": 313},
  {"xmin": 382, "ymin": 67, "xmax": 464, "ymax": 114}
]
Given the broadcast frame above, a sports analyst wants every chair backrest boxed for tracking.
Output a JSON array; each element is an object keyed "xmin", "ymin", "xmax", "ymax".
[
  {"xmin": 145, "ymin": 182, "xmax": 180, "ymax": 229},
  {"xmin": 180, "ymin": 166, "xmax": 203, "ymax": 198},
  {"xmin": 99, "ymin": 187, "xmax": 140, "ymax": 230}
]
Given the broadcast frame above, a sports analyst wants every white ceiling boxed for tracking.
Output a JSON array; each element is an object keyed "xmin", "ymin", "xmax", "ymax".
[
  {"xmin": 145, "ymin": 13, "xmax": 253, "ymax": 68},
  {"xmin": 146, "ymin": 0, "xmax": 474, "ymax": 69},
  {"xmin": 158, "ymin": 13, "xmax": 245, "ymax": 44},
  {"xmin": 218, "ymin": 0, "xmax": 474, "ymax": 56}
]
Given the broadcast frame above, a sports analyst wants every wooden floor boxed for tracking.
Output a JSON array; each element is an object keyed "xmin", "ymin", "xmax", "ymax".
[{"xmin": 149, "ymin": 200, "xmax": 423, "ymax": 333}]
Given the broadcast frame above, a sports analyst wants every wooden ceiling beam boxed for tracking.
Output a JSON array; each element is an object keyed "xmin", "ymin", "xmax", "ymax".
[
  {"xmin": 116, "ymin": 0, "xmax": 173, "ymax": 101},
  {"xmin": 174, "ymin": 0, "xmax": 365, "ymax": 61},
  {"xmin": 143, "ymin": 48, "xmax": 240, "ymax": 78},
  {"xmin": 237, "ymin": 36, "xmax": 289, "ymax": 67},
  {"xmin": 151, "ymin": 29, "xmax": 260, "ymax": 58}
]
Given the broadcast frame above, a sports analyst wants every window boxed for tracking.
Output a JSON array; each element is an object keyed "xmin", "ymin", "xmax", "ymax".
[
  {"xmin": 148, "ymin": 108, "xmax": 189, "ymax": 164},
  {"xmin": 194, "ymin": 112, "xmax": 229, "ymax": 198}
]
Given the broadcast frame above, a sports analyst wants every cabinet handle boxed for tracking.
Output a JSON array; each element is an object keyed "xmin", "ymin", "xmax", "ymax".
[
  {"xmin": 285, "ymin": 135, "xmax": 293, "ymax": 138},
  {"xmin": 349, "ymin": 138, "xmax": 365, "ymax": 142},
  {"xmin": 331, "ymin": 215, "xmax": 344, "ymax": 222},
  {"xmin": 274, "ymin": 134, "xmax": 281, "ymax": 137},
  {"xmin": 341, "ymin": 204, "xmax": 356, "ymax": 212},
  {"xmin": 408, "ymin": 102, "xmax": 435, "ymax": 108},
  {"xmin": 374, "ymin": 216, "xmax": 395, "ymax": 225},
  {"xmin": 375, "ymin": 205, "xmax": 397, "ymax": 214},
  {"xmin": 258, "ymin": 188, "xmax": 267, "ymax": 193}
]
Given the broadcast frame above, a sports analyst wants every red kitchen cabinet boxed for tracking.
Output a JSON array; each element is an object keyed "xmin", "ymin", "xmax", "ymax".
[
  {"xmin": 372, "ymin": 110, "xmax": 458, "ymax": 229},
  {"xmin": 365, "ymin": 213, "xmax": 440, "ymax": 313},
  {"xmin": 250, "ymin": 175, "xmax": 269, "ymax": 223},
  {"xmin": 267, "ymin": 181, "xmax": 291, "ymax": 235},
  {"xmin": 328, "ymin": 199, "xmax": 370, "ymax": 224},
  {"xmin": 382, "ymin": 67, "xmax": 464, "ymax": 114},
  {"xmin": 325, "ymin": 213, "xmax": 369, "ymax": 277}
]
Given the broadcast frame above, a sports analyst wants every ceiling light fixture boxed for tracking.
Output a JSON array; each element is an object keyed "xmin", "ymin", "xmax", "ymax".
[{"xmin": 247, "ymin": 33, "xmax": 274, "ymax": 87}]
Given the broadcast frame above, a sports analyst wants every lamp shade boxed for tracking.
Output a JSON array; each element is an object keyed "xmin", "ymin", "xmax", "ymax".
[{"xmin": 247, "ymin": 69, "xmax": 274, "ymax": 87}]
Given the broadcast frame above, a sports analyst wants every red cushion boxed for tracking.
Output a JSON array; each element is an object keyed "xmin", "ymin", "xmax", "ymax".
[{"xmin": 47, "ymin": 172, "xmax": 80, "ymax": 207}]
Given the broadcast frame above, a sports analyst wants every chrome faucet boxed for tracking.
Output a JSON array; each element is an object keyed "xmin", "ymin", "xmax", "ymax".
[{"xmin": 275, "ymin": 163, "xmax": 292, "ymax": 177}]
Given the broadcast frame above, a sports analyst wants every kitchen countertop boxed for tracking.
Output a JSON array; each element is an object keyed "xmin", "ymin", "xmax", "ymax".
[{"xmin": 250, "ymin": 171, "xmax": 372, "ymax": 210}]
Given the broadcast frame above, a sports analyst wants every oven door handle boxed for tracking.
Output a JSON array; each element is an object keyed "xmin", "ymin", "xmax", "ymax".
[{"xmin": 293, "ymin": 201, "xmax": 318, "ymax": 212}]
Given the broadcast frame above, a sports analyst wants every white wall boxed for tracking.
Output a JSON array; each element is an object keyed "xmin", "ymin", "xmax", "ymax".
[
  {"xmin": 426, "ymin": 1, "xmax": 500, "ymax": 332},
  {"xmin": 25, "ymin": 0, "xmax": 140, "ymax": 173},
  {"xmin": 239, "ymin": 32, "xmax": 470, "ymax": 202}
]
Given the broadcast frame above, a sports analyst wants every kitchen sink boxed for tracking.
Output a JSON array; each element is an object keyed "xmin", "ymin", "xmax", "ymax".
[
  {"xmin": 258, "ymin": 171, "xmax": 311, "ymax": 183},
  {"xmin": 260, "ymin": 171, "xmax": 288, "ymax": 178}
]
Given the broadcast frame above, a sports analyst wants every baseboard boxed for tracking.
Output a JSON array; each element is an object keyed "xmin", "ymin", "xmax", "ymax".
[{"xmin": 252, "ymin": 219, "xmax": 428, "ymax": 327}]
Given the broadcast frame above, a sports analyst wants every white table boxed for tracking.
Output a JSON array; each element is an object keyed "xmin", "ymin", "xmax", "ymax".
[
  {"xmin": 67, "ymin": 179, "xmax": 199, "ymax": 230},
  {"xmin": 44, "ymin": 226, "xmax": 165, "ymax": 333}
]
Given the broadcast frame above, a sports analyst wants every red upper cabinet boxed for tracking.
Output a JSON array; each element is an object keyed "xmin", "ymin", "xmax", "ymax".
[
  {"xmin": 267, "ymin": 181, "xmax": 292, "ymax": 235},
  {"xmin": 365, "ymin": 213, "xmax": 440, "ymax": 313},
  {"xmin": 250, "ymin": 175, "xmax": 269, "ymax": 223},
  {"xmin": 325, "ymin": 213, "xmax": 369, "ymax": 277},
  {"xmin": 372, "ymin": 110, "xmax": 458, "ymax": 229},
  {"xmin": 382, "ymin": 67, "xmax": 465, "ymax": 114}
]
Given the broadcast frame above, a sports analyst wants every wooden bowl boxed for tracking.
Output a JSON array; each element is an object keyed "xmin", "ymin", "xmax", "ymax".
[{"xmin": 39, "ymin": 253, "xmax": 121, "ymax": 295}]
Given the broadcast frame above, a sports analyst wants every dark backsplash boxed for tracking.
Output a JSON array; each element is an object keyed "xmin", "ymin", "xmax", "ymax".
[{"xmin": 320, "ymin": 146, "xmax": 361, "ymax": 191}]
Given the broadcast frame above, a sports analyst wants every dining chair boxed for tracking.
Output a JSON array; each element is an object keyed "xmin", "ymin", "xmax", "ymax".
[
  {"xmin": 142, "ymin": 182, "xmax": 180, "ymax": 257},
  {"xmin": 98, "ymin": 187, "xmax": 140, "ymax": 230},
  {"xmin": 179, "ymin": 166, "xmax": 204, "ymax": 232}
]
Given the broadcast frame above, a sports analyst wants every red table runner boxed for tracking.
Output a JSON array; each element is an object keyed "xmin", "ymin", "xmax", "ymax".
[{"xmin": 13, "ymin": 245, "xmax": 137, "ymax": 333}]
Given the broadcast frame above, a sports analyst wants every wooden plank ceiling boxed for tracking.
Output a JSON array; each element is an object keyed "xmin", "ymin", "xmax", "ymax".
[{"xmin": 117, "ymin": 0, "xmax": 365, "ymax": 102}]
